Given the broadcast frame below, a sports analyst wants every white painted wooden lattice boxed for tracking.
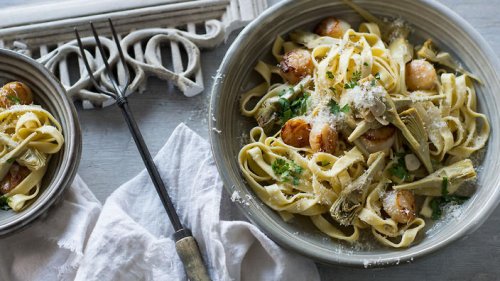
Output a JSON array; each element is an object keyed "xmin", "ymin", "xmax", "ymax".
[{"xmin": 0, "ymin": 0, "xmax": 267, "ymax": 108}]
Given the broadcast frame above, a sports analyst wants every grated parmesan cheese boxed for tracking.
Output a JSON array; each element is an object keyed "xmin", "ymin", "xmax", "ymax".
[
  {"xmin": 425, "ymin": 202, "xmax": 465, "ymax": 235},
  {"xmin": 426, "ymin": 106, "xmax": 446, "ymax": 130},
  {"xmin": 341, "ymin": 81, "xmax": 387, "ymax": 111},
  {"xmin": 303, "ymin": 100, "xmax": 347, "ymax": 133},
  {"xmin": 230, "ymin": 191, "xmax": 240, "ymax": 201},
  {"xmin": 382, "ymin": 191, "xmax": 398, "ymax": 216}
]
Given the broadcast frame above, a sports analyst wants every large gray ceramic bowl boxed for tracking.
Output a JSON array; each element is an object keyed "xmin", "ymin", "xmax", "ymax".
[
  {"xmin": 0, "ymin": 49, "xmax": 81, "ymax": 236},
  {"xmin": 209, "ymin": 0, "xmax": 500, "ymax": 266}
]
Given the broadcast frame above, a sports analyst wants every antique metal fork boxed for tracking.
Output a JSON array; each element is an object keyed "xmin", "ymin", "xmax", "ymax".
[{"xmin": 75, "ymin": 20, "xmax": 210, "ymax": 281}]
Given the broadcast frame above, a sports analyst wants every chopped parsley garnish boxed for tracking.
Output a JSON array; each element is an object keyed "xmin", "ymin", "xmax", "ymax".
[
  {"xmin": 351, "ymin": 71, "xmax": 362, "ymax": 81},
  {"xmin": 7, "ymin": 95, "xmax": 21, "ymax": 104},
  {"xmin": 272, "ymin": 158, "xmax": 303, "ymax": 185},
  {"xmin": 328, "ymin": 99, "xmax": 349, "ymax": 114},
  {"xmin": 389, "ymin": 153, "xmax": 408, "ymax": 180},
  {"xmin": 363, "ymin": 62, "xmax": 369, "ymax": 66},
  {"xmin": 344, "ymin": 70, "xmax": 362, "ymax": 89},
  {"xmin": 0, "ymin": 196, "xmax": 10, "ymax": 211},
  {"xmin": 278, "ymin": 97, "xmax": 292, "ymax": 123},
  {"xmin": 329, "ymin": 87, "xmax": 337, "ymax": 94},
  {"xmin": 374, "ymin": 72, "xmax": 381, "ymax": 80},
  {"xmin": 344, "ymin": 81, "xmax": 358, "ymax": 89},
  {"xmin": 7, "ymin": 158, "xmax": 15, "ymax": 163},
  {"xmin": 277, "ymin": 93, "xmax": 310, "ymax": 124},
  {"xmin": 430, "ymin": 198, "xmax": 442, "ymax": 220},
  {"xmin": 272, "ymin": 158, "xmax": 289, "ymax": 174},
  {"xmin": 430, "ymin": 177, "xmax": 469, "ymax": 220},
  {"xmin": 326, "ymin": 71, "xmax": 335, "ymax": 79},
  {"xmin": 292, "ymin": 94, "xmax": 309, "ymax": 114},
  {"xmin": 441, "ymin": 176, "xmax": 449, "ymax": 196}
]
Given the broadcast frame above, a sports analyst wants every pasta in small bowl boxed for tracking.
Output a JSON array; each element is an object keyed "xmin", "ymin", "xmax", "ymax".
[
  {"xmin": 210, "ymin": 0, "xmax": 500, "ymax": 266},
  {"xmin": 0, "ymin": 49, "xmax": 81, "ymax": 236}
]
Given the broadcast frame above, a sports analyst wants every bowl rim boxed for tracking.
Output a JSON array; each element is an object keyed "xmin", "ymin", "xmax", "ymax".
[
  {"xmin": 0, "ymin": 48, "xmax": 82, "ymax": 237},
  {"xmin": 209, "ymin": 0, "xmax": 500, "ymax": 266}
]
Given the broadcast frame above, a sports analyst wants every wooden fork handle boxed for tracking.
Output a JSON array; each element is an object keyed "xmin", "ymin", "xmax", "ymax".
[
  {"xmin": 118, "ymin": 101, "xmax": 211, "ymax": 280},
  {"xmin": 175, "ymin": 234, "xmax": 211, "ymax": 281}
]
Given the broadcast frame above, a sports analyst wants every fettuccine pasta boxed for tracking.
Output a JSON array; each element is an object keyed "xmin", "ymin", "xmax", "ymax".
[
  {"xmin": 238, "ymin": 6, "xmax": 489, "ymax": 248},
  {"xmin": 0, "ymin": 81, "xmax": 64, "ymax": 212}
]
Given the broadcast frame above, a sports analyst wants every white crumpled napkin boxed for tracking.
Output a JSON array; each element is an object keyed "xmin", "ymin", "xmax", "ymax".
[
  {"xmin": 0, "ymin": 123, "xmax": 320, "ymax": 281},
  {"xmin": 75, "ymin": 123, "xmax": 319, "ymax": 281},
  {"xmin": 0, "ymin": 175, "xmax": 102, "ymax": 281}
]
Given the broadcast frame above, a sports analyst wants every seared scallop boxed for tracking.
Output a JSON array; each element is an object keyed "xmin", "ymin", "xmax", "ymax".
[
  {"xmin": 360, "ymin": 125, "xmax": 396, "ymax": 153},
  {"xmin": 0, "ymin": 81, "xmax": 33, "ymax": 108},
  {"xmin": 0, "ymin": 163, "xmax": 31, "ymax": 195},
  {"xmin": 279, "ymin": 49, "xmax": 314, "ymax": 84},
  {"xmin": 382, "ymin": 190, "xmax": 416, "ymax": 224},
  {"xmin": 315, "ymin": 17, "xmax": 351, "ymax": 38},
  {"xmin": 309, "ymin": 123, "xmax": 338, "ymax": 154},
  {"xmin": 281, "ymin": 118, "xmax": 311, "ymax": 148},
  {"xmin": 405, "ymin": 59, "xmax": 437, "ymax": 91}
]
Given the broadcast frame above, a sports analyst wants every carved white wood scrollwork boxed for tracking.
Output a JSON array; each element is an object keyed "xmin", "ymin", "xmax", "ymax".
[{"xmin": 0, "ymin": 0, "xmax": 267, "ymax": 108}]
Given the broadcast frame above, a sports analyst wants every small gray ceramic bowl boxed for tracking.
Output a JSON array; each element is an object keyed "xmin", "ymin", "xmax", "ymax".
[
  {"xmin": 210, "ymin": 0, "xmax": 500, "ymax": 267},
  {"xmin": 0, "ymin": 49, "xmax": 81, "ymax": 237}
]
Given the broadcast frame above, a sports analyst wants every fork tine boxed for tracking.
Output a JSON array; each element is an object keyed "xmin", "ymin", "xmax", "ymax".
[
  {"xmin": 74, "ymin": 28, "xmax": 116, "ymax": 98},
  {"xmin": 90, "ymin": 22, "xmax": 122, "ymax": 96},
  {"xmin": 108, "ymin": 18, "xmax": 130, "ymax": 95}
]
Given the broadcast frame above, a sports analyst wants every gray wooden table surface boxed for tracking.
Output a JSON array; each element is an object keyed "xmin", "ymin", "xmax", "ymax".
[{"xmin": 5, "ymin": 0, "xmax": 500, "ymax": 280}]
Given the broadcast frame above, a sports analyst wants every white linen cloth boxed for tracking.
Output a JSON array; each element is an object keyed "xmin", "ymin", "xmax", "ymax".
[
  {"xmin": 0, "ymin": 123, "xmax": 320, "ymax": 281},
  {"xmin": 0, "ymin": 175, "xmax": 102, "ymax": 280}
]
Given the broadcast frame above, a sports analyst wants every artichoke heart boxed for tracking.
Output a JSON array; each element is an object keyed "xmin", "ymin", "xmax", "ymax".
[
  {"xmin": 417, "ymin": 39, "xmax": 457, "ymax": 71},
  {"xmin": 255, "ymin": 99, "xmax": 279, "ymax": 133},
  {"xmin": 348, "ymin": 120, "xmax": 371, "ymax": 142},
  {"xmin": 255, "ymin": 79, "xmax": 310, "ymax": 133},
  {"xmin": 393, "ymin": 159, "xmax": 476, "ymax": 196},
  {"xmin": 389, "ymin": 37, "xmax": 413, "ymax": 64},
  {"xmin": 399, "ymin": 108, "xmax": 433, "ymax": 173},
  {"xmin": 393, "ymin": 94, "xmax": 445, "ymax": 111},
  {"xmin": 0, "ymin": 132, "xmax": 38, "ymax": 180},
  {"xmin": 16, "ymin": 148, "xmax": 47, "ymax": 171},
  {"xmin": 380, "ymin": 95, "xmax": 419, "ymax": 150},
  {"xmin": 330, "ymin": 151, "xmax": 385, "ymax": 225},
  {"xmin": 340, "ymin": 126, "xmax": 370, "ymax": 157}
]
